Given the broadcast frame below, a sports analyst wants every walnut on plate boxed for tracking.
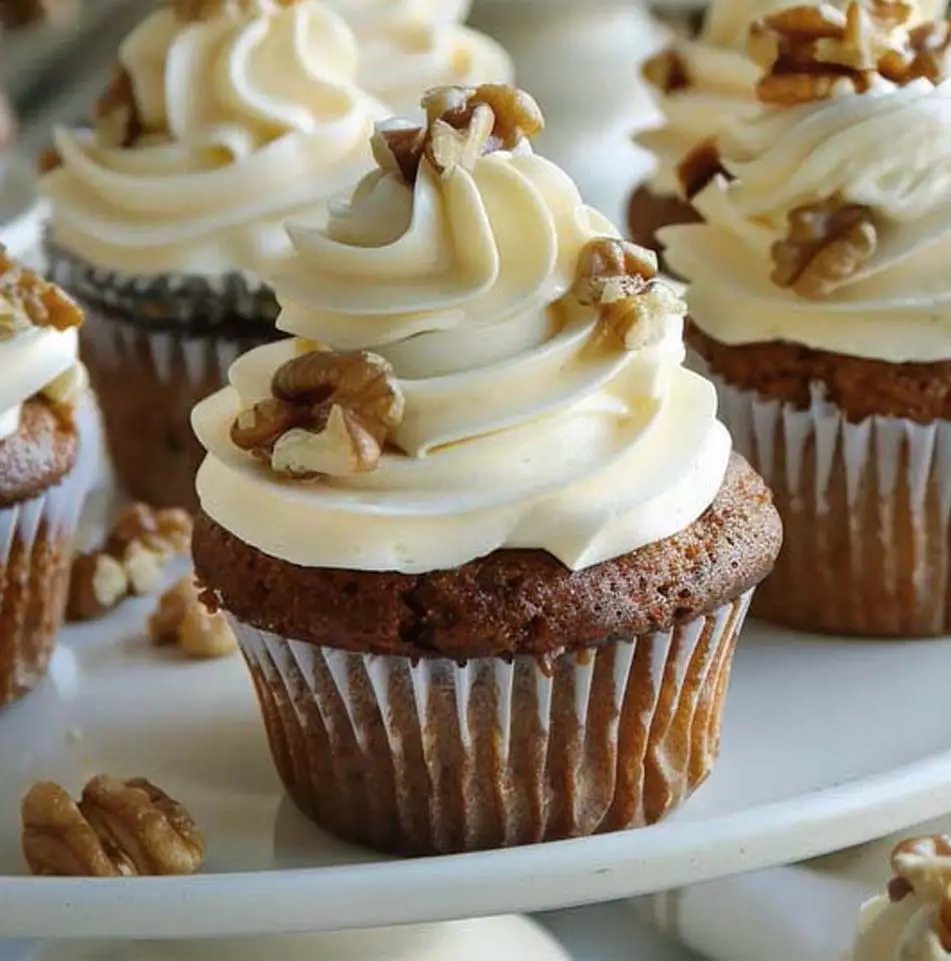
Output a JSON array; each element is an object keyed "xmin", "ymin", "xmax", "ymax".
[
  {"xmin": 572, "ymin": 237, "xmax": 686, "ymax": 350},
  {"xmin": 149, "ymin": 577, "xmax": 236, "ymax": 659},
  {"xmin": 21, "ymin": 776, "xmax": 203, "ymax": 877},
  {"xmin": 230, "ymin": 348, "xmax": 405, "ymax": 478},
  {"xmin": 771, "ymin": 193, "xmax": 877, "ymax": 298}
]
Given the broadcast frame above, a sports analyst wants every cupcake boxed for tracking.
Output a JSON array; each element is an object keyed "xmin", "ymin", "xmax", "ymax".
[
  {"xmin": 191, "ymin": 85, "xmax": 781, "ymax": 855},
  {"xmin": 849, "ymin": 835, "xmax": 951, "ymax": 959},
  {"xmin": 0, "ymin": 247, "xmax": 93, "ymax": 707},
  {"xmin": 631, "ymin": 0, "xmax": 942, "ymax": 263},
  {"xmin": 329, "ymin": 0, "xmax": 512, "ymax": 115},
  {"xmin": 663, "ymin": 2, "xmax": 951, "ymax": 635},
  {"xmin": 41, "ymin": 0, "xmax": 386, "ymax": 511}
]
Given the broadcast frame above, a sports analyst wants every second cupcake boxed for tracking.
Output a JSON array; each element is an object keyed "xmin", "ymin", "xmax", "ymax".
[{"xmin": 192, "ymin": 85, "xmax": 781, "ymax": 855}]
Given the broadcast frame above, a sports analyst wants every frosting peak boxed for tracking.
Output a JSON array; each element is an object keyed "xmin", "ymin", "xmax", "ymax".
[
  {"xmin": 41, "ymin": 0, "xmax": 384, "ymax": 277},
  {"xmin": 193, "ymin": 86, "xmax": 730, "ymax": 574}
]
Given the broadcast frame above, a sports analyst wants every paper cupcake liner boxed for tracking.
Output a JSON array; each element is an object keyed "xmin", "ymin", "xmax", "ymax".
[
  {"xmin": 704, "ymin": 365, "xmax": 951, "ymax": 636},
  {"xmin": 229, "ymin": 589, "xmax": 753, "ymax": 856},
  {"xmin": 0, "ymin": 452, "xmax": 89, "ymax": 708},
  {"xmin": 79, "ymin": 308, "xmax": 278, "ymax": 511},
  {"xmin": 44, "ymin": 236, "xmax": 279, "ymax": 330}
]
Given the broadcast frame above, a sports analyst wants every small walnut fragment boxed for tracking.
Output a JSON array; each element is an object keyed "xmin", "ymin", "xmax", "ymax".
[
  {"xmin": 883, "ymin": 18, "xmax": 951, "ymax": 83},
  {"xmin": 771, "ymin": 194, "xmax": 877, "ymax": 298},
  {"xmin": 231, "ymin": 348, "xmax": 405, "ymax": 477},
  {"xmin": 371, "ymin": 120, "xmax": 427, "ymax": 185},
  {"xmin": 149, "ymin": 577, "xmax": 236, "ymax": 659},
  {"xmin": 749, "ymin": 0, "xmax": 920, "ymax": 106},
  {"xmin": 889, "ymin": 834, "xmax": 951, "ymax": 902},
  {"xmin": 676, "ymin": 138, "xmax": 730, "ymax": 200},
  {"xmin": 423, "ymin": 84, "xmax": 544, "ymax": 152},
  {"xmin": 641, "ymin": 47, "xmax": 691, "ymax": 93},
  {"xmin": 0, "ymin": 245, "xmax": 82, "ymax": 338},
  {"xmin": 572, "ymin": 237, "xmax": 685, "ymax": 349},
  {"xmin": 66, "ymin": 552, "xmax": 129, "ymax": 621},
  {"xmin": 93, "ymin": 66, "xmax": 143, "ymax": 149},
  {"xmin": 22, "ymin": 776, "xmax": 203, "ymax": 877}
]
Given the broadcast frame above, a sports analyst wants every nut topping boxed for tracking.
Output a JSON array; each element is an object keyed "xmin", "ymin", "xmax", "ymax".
[
  {"xmin": 641, "ymin": 47, "xmax": 691, "ymax": 93},
  {"xmin": 66, "ymin": 553, "xmax": 129, "ymax": 622},
  {"xmin": 889, "ymin": 834, "xmax": 951, "ymax": 901},
  {"xmin": 22, "ymin": 776, "xmax": 203, "ymax": 877},
  {"xmin": 231, "ymin": 349, "xmax": 405, "ymax": 477},
  {"xmin": 422, "ymin": 84, "xmax": 544, "ymax": 152},
  {"xmin": 572, "ymin": 238, "xmax": 685, "ymax": 349},
  {"xmin": 149, "ymin": 577, "xmax": 237, "ymax": 659},
  {"xmin": 425, "ymin": 106, "xmax": 495, "ymax": 178},
  {"xmin": 370, "ymin": 120, "xmax": 427, "ymax": 185},
  {"xmin": 771, "ymin": 194, "xmax": 877, "ymax": 298},
  {"xmin": 93, "ymin": 67, "xmax": 143, "ymax": 149},
  {"xmin": 0, "ymin": 245, "xmax": 82, "ymax": 338},
  {"xmin": 677, "ymin": 138, "xmax": 730, "ymax": 200}
]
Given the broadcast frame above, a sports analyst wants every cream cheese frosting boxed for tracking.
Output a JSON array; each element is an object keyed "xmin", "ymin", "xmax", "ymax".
[
  {"xmin": 662, "ymin": 76, "xmax": 951, "ymax": 362},
  {"xmin": 637, "ymin": 0, "xmax": 947, "ymax": 198},
  {"xmin": 41, "ymin": 0, "xmax": 386, "ymax": 279},
  {"xmin": 192, "ymin": 90, "xmax": 731, "ymax": 574},
  {"xmin": 849, "ymin": 836, "xmax": 951, "ymax": 961}
]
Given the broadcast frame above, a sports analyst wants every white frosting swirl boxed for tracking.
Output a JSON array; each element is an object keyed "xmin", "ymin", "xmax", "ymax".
[
  {"xmin": 326, "ymin": 0, "xmax": 471, "ymax": 31},
  {"xmin": 663, "ymin": 78, "xmax": 951, "ymax": 362},
  {"xmin": 41, "ymin": 0, "xmax": 386, "ymax": 278},
  {"xmin": 192, "ymin": 135, "xmax": 730, "ymax": 573}
]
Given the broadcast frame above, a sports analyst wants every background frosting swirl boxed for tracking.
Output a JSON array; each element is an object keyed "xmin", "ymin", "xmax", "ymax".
[
  {"xmin": 41, "ymin": 0, "xmax": 385, "ymax": 277},
  {"xmin": 193, "ymin": 137, "xmax": 730, "ymax": 573},
  {"xmin": 663, "ymin": 78, "xmax": 951, "ymax": 362}
]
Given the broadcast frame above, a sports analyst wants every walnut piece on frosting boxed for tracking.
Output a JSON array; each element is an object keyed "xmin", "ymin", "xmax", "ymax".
[
  {"xmin": 572, "ymin": 238, "xmax": 686, "ymax": 349},
  {"xmin": 748, "ymin": 0, "xmax": 929, "ymax": 106},
  {"xmin": 641, "ymin": 47, "xmax": 691, "ymax": 94},
  {"xmin": 676, "ymin": 139, "xmax": 730, "ymax": 200},
  {"xmin": 0, "ymin": 245, "xmax": 82, "ymax": 339},
  {"xmin": 22, "ymin": 776, "xmax": 203, "ymax": 877},
  {"xmin": 93, "ymin": 66, "xmax": 143, "ymax": 149},
  {"xmin": 369, "ymin": 84, "xmax": 544, "ymax": 186},
  {"xmin": 230, "ymin": 348, "xmax": 405, "ymax": 478},
  {"xmin": 771, "ymin": 194, "xmax": 877, "ymax": 298}
]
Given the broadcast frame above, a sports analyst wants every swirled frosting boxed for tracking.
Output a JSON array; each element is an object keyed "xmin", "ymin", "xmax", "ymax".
[
  {"xmin": 662, "ymin": 78, "xmax": 951, "ymax": 362},
  {"xmin": 326, "ymin": 0, "xmax": 471, "ymax": 31},
  {"xmin": 192, "ymin": 109, "xmax": 731, "ymax": 574},
  {"xmin": 41, "ymin": 0, "xmax": 386, "ymax": 278}
]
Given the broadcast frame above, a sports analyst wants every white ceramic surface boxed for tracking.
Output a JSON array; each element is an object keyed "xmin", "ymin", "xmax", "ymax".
[{"xmin": 2, "ymin": 595, "xmax": 951, "ymax": 939}]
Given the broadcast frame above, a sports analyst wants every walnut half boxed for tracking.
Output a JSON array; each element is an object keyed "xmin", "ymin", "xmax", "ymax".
[
  {"xmin": 22, "ymin": 776, "xmax": 204, "ymax": 877},
  {"xmin": 0, "ymin": 245, "xmax": 82, "ymax": 338},
  {"xmin": 230, "ymin": 348, "xmax": 405, "ymax": 478},
  {"xmin": 771, "ymin": 194, "xmax": 877, "ymax": 299}
]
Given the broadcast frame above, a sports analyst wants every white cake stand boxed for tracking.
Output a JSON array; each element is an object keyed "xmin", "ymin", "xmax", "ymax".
[{"xmin": 467, "ymin": 0, "xmax": 667, "ymax": 226}]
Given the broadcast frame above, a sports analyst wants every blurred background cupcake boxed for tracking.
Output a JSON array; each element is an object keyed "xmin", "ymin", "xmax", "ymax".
[
  {"xmin": 39, "ymin": 0, "xmax": 388, "ymax": 512},
  {"xmin": 191, "ymin": 86, "xmax": 781, "ymax": 855},
  {"xmin": 664, "ymin": 1, "xmax": 951, "ymax": 636},
  {"xmin": 0, "ymin": 247, "xmax": 94, "ymax": 707}
]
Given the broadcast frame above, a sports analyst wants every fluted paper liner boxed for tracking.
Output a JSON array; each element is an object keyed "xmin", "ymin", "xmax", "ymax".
[
  {"xmin": 229, "ymin": 590, "xmax": 753, "ymax": 856},
  {"xmin": 707, "ymin": 368, "xmax": 951, "ymax": 636},
  {"xmin": 0, "ymin": 440, "xmax": 92, "ymax": 707},
  {"xmin": 78, "ymin": 306, "xmax": 280, "ymax": 511}
]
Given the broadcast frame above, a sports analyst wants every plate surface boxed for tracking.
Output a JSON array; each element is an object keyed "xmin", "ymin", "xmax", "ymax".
[{"xmin": 2, "ymin": 601, "xmax": 951, "ymax": 939}]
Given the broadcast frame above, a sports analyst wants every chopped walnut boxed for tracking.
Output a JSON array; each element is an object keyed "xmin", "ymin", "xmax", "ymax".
[
  {"xmin": 66, "ymin": 552, "xmax": 129, "ymax": 621},
  {"xmin": 105, "ymin": 502, "xmax": 193, "ymax": 558},
  {"xmin": 231, "ymin": 349, "xmax": 405, "ymax": 477},
  {"xmin": 21, "ymin": 776, "xmax": 203, "ymax": 877},
  {"xmin": 371, "ymin": 120, "xmax": 427, "ymax": 185},
  {"xmin": 572, "ymin": 237, "xmax": 683, "ymax": 349},
  {"xmin": 749, "ymin": 0, "xmax": 920, "ymax": 106},
  {"xmin": 423, "ymin": 84, "xmax": 544, "ymax": 152},
  {"xmin": 641, "ymin": 47, "xmax": 691, "ymax": 93},
  {"xmin": 889, "ymin": 834, "xmax": 951, "ymax": 902},
  {"xmin": 425, "ymin": 106, "xmax": 495, "ymax": 178},
  {"xmin": 771, "ymin": 194, "xmax": 877, "ymax": 298},
  {"xmin": 0, "ymin": 245, "xmax": 82, "ymax": 338},
  {"xmin": 121, "ymin": 541, "xmax": 166, "ymax": 596},
  {"xmin": 149, "ymin": 578, "xmax": 236, "ymax": 659},
  {"xmin": 676, "ymin": 139, "xmax": 730, "ymax": 200},
  {"xmin": 93, "ymin": 67, "xmax": 143, "ymax": 149},
  {"xmin": 884, "ymin": 18, "xmax": 951, "ymax": 83}
]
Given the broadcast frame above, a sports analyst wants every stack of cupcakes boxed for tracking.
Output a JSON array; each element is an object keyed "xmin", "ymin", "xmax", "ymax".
[
  {"xmin": 191, "ymin": 84, "xmax": 782, "ymax": 855},
  {"xmin": 40, "ymin": 0, "xmax": 512, "ymax": 512},
  {"xmin": 663, "ymin": 0, "xmax": 951, "ymax": 635},
  {"xmin": 0, "ymin": 247, "xmax": 94, "ymax": 707}
]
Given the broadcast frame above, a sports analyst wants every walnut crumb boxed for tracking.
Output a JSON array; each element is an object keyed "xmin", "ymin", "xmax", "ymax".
[
  {"xmin": 889, "ymin": 835, "xmax": 951, "ymax": 901},
  {"xmin": 66, "ymin": 552, "xmax": 129, "ymax": 621},
  {"xmin": 676, "ymin": 138, "xmax": 730, "ymax": 200},
  {"xmin": 93, "ymin": 66, "xmax": 143, "ymax": 149},
  {"xmin": 231, "ymin": 348, "xmax": 405, "ymax": 477},
  {"xmin": 21, "ymin": 776, "xmax": 203, "ymax": 877},
  {"xmin": 0, "ymin": 245, "xmax": 82, "ymax": 338},
  {"xmin": 641, "ymin": 47, "xmax": 691, "ymax": 93},
  {"xmin": 771, "ymin": 193, "xmax": 877, "ymax": 298},
  {"xmin": 149, "ymin": 578, "xmax": 236, "ymax": 659}
]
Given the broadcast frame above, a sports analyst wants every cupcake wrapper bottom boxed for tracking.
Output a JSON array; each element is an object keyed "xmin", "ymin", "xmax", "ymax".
[
  {"xmin": 230, "ymin": 590, "xmax": 753, "ymax": 856},
  {"xmin": 79, "ymin": 311, "xmax": 277, "ymax": 512},
  {"xmin": 707, "ymin": 366, "xmax": 951, "ymax": 636},
  {"xmin": 0, "ymin": 458, "xmax": 89, "ymax": 707}
]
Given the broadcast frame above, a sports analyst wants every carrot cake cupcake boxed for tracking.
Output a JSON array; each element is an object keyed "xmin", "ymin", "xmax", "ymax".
[
  {"xmin": 41, "ymin": 0, "xmax": 386, "ymax": 511},
  {"xmin": 664, "ymin": 0, "xmax": 951, "ymax": 635},
  {"xmin": 0, "ymin": 248, "xmax": 93, "ymax": 707},
  {"xmin": 191, "ymin": 85, "xmax": 781, "ymax": 855}
]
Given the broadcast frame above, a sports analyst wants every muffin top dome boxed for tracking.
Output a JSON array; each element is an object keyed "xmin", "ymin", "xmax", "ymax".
[
  {"xmin": 663, "ymin": 0, "xmax": 951, "ymax": 363},
  {"xmin": 192, "ymin": 84, "xmax": 732, "ymax": 574},
  {"xmin": 41, "ymin": 0, "xmax": 386, "ymax": 278}
]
